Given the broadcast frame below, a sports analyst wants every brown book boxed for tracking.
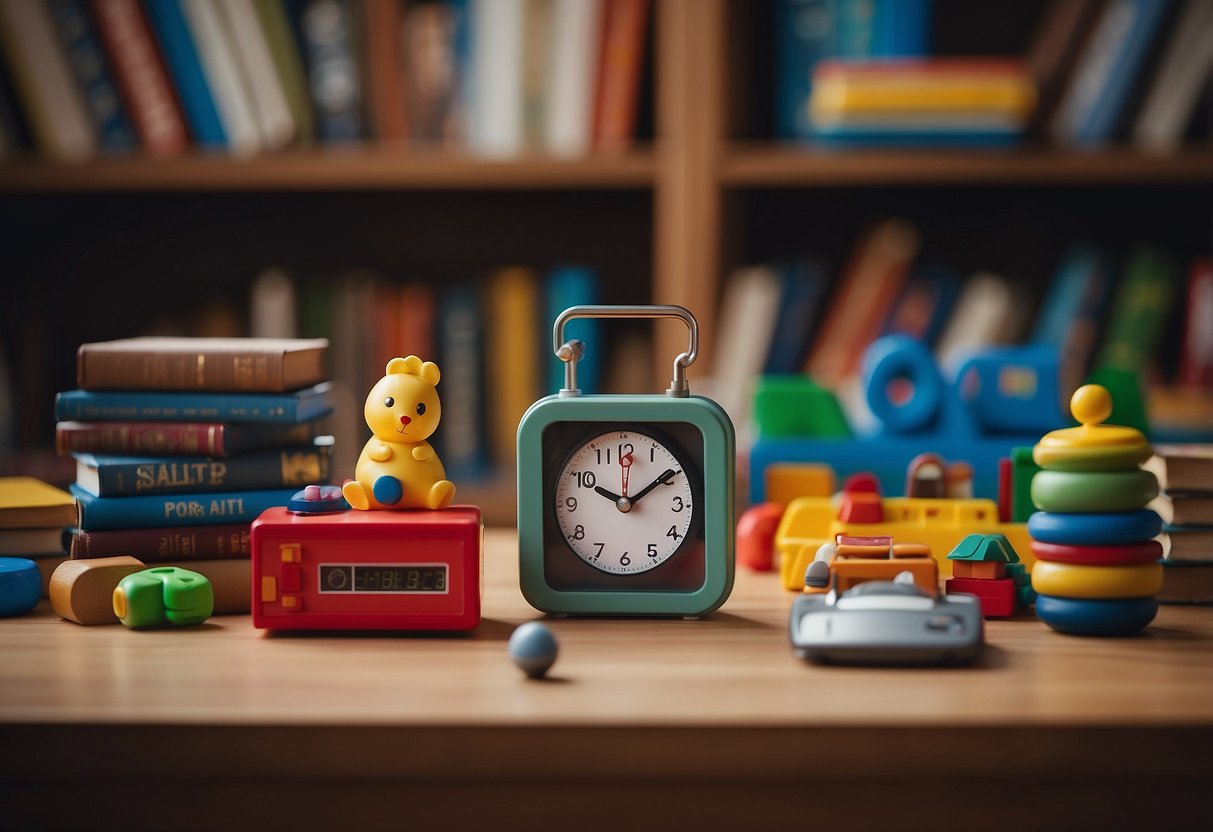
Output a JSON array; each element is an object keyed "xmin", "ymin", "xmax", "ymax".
[
  {"xmin": 1024, "ymin": 0, "xmax": 1107, "ymax": 136},
  {"xmin": 76, "ymin": 337, "xmax": 329, "ymax": 392},
  {"xmin": 1159, "ymin": 561, "xmax": 1213, "ymax": 604},
  {"xmin": 56, "ymin": 419, "xmax": 324, "ymax": 457},
  {"xmin": 592, "ymin": 0, "xmax": 649, "ymax": 151},
  {"xmin": 364, "ymin": 0, "xmax": 409, "ymax": 141},
  {"xmin": 1143, "ymin": 445, "xmax": 1213, "ymax": 492},
  {"xmin": 71, "ymin": 523, "xmax": 251, "ymax": 561}
]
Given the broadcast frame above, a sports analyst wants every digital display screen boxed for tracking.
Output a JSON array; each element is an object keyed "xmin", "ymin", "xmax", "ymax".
[{"xmin": 318, "ymin": 564, "xmax": 448, "ymax": 594}]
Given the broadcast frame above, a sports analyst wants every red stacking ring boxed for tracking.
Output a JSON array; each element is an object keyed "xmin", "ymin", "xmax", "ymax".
[{"xmin": 1030, "ymin": 539, "xmax": 1163, "ymax": 566}]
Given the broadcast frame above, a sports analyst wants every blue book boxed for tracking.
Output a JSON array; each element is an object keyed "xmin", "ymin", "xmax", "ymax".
[
  {"xmin": 287, "ymin": 0, "xmax": 363, "ymax": 142},
  {"xmin": 775, "ymin": 0, "xmax": 833, "ymax": 141},
  {"xmin": 435, "ymin": 285, "xmax": 489, "ymax": 479},
  {"xmin": 545, "ymin": 265, "xmax": 600, "ymax": 394},
  {"xmin": 54, "ymin": 383, "xmax": 333, "ymax": 424},
  {"xmin": 143, "ymin": 0, "xmax": 228, "ymax": 149},
  {"xmin": 47, "ymin": 0, "xmax": 136, "ymax": 153},
  {"xmin": 1060, "ymin": 0, "xmax": 1175, "ymax": 146},
  {"xmin": 74, "ymin": 442, "xmax": 333, "ymax": 497},
  {"xmin": 71, "ymin": 485, "xmax": 297, "ymax": 530},
  {"xmin": 763, "ymin": 260, "xmax": 828, "ymax": 375},
  {"xmin": 808, "ymin": 123, "xmax": 1022, "ymax": 147}
]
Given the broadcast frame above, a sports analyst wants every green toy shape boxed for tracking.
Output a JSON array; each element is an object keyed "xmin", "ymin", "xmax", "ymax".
[{"xmin": 113, "ymin": 567, "xmax": 214, "ymax": 628}]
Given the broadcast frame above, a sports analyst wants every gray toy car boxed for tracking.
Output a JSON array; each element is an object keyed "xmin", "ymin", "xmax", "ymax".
[{"xmin": 789, "ymin": 572, "xmax": 984, "ymax": 666}]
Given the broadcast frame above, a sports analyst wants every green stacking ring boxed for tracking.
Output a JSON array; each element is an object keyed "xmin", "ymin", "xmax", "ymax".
[
  {"xmin": 1032, "ymin": 443, "xmax": 1153, "ymax": 472},
  {"xmin": 1031, "ymin": 469, "xmax": 1158, "ymax": 513}
]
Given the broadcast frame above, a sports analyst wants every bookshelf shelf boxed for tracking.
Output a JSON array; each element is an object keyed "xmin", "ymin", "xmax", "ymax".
[
  {"xmin": 719, "ymin": 146, "xmax": 1213, "ymax": 188},
  {"xmin": 0, "ymin": 148, "xmax": 659, "ymax": 193}
]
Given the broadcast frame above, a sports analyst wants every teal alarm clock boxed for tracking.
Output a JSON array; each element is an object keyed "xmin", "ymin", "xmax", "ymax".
[{"xmin": 517, "ymin": 305, "xmax": 735, "ymax": 616}]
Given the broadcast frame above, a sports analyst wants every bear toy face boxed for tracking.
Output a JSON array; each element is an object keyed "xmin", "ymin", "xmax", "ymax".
[{"xmin": 364, "ymin": 356, "xmax": 442, "ymax": 443}]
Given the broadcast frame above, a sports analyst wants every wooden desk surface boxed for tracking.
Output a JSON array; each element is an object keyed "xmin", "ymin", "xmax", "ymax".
[{"xmin": 3, "ymin": 529, "xmax": 1212, "ymax": 830}]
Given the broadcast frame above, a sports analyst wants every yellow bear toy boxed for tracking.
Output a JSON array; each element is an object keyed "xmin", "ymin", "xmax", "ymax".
[{"xmin": 342, "ymin": 356, "xmax": 455, "ymax": 511}]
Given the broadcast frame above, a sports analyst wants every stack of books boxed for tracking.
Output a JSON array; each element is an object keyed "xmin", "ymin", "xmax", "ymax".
[
  {"xmin": 54, "ymin": 338, "xmax": 334, "ymax": 611},
  {"xmin": 1147, "ymin": 446, "xmax": 1213, "ymax": 604},
  {"xmin": 807, "ymin": 58, "xmax": 1037, "ymax": 147},
  {"xmin": 0, "ymin": 476, "xmax": 76, "ymax": 592}
]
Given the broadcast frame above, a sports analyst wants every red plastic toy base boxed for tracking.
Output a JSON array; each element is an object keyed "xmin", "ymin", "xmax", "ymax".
[
  {"xmin": 1030, "ymin": 539, "xmax": 1162, "ymax": 567},
  {"xmin": 946, "ymin": 576, "xmax": 1015, "ymax": 618},
  {"xmin": 251, "ymin": 506, "xmax": 482, "ymax": 631}
]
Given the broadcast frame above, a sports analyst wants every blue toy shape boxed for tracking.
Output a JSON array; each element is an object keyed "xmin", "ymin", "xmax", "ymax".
[
  {"xmin": 0, "ymin": 557, "xmax": 42, "ymax": 617},
  {"xmin": 508, "ymin": 621, "xmax": 559, "ymax": 679},
  {"xmin": 1034, "ymin": 595, "xmax": 1158, "ymax": 637},
  {"xmin": 751, "ymin": 336, "xmax": 1068, "ymax": 502},
  {"xmin": 342, "ymin": 356, "xmax": 456, "ymax": 511}
]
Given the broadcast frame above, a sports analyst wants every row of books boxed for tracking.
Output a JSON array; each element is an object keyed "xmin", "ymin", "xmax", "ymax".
[
  {"xmin": 53, "ymin": 338, "xmax": 336, "ymax": 597},
  {"xmin": 711, "ymin": 217, "xmax": 1212, "ymax": 440},
  {"xmin": 777, "ymin": 0, "xmax": 1213, "ymax": 151},
  {"xmin": 1145, "ymin": 447, "xmax": 1213, "ymax": 604},
  {"xmin": 0, "ymin": 0, "xmax": 650, "ymax": 162}
]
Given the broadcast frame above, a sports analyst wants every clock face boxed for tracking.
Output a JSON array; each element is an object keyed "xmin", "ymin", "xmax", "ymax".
[{"xmin": 554, "ymin": 430, "xmax": 694, "ymax": 574}]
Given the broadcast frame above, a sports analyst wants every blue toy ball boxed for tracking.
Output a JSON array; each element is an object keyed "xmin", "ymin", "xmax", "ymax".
[
  {"xmin": 508, "ymin": 621, "xmax": 559, "ymax": 679},
  {"xmin": 0, "ymin": 557, "xmax": 42, "ymax": 617}
]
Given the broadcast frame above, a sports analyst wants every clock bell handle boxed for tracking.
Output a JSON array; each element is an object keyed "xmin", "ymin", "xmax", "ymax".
[{"xmin": 553, "ymin": 304, "xmax": 699, "ymax": 398}]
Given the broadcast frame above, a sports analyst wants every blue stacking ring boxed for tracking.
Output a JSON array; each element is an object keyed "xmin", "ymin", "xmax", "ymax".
[
  {"xmin": 1035, "ymin": 594, "xmax": 1158, "ymax": 636},
  {"xmin": 1028, "ymin": 509, "xmax": 1162, "ymax": 546},
  {"xmin": 862, "ymin": 335, "xmax": 945, "ymax": 435}
]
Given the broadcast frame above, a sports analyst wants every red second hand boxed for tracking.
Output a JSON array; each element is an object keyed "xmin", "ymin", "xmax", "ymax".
[{"xmin": 620, "ymin": 453, "xmax": 633, "ymax": 497}]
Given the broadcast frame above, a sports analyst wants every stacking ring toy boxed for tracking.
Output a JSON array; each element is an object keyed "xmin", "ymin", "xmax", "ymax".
[
  {"xmin": 1028, "ymin": 509, "xmax": 1161, "ymax": 546},
  {"xmin": 1035, "ymin": 595, "xmax": 1157, "ymax": 636},
  {"xmin": 1030, "ymin": 561, "xmax": 1163, "ymax": 600},
  {"xmin": 1031, "ymin": 469, "xmax": 1158, "ymax": 513},
  {"xmin": 1032, "ymin": 385, "xmax": 1152, "ymax": 471},
  {"xmin": 1030, "ymin": 540, "xmax": 1162, "ymax": 567}
]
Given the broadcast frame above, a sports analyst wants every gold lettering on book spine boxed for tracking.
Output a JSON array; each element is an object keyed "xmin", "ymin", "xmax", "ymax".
[
  {"xmin": 280, "ymin": 450, "xmax": 323, "ymax": 485},
  {"xmin": 195, "ymin": 355, "xmax": 205, "ymax": 386}
]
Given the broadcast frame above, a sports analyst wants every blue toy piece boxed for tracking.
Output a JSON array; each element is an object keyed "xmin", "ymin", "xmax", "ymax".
[
  {"xmin": 0, "ymin": 557, "xmax": 42, "ymax": 617},
  {"xmin": 750, "ymin": 336, "xmax": 1068, "ymax": 502},
  {"xmin": 1027, "ymin": 509, "xmax": 1162, "ymax": 546},
  {"xmin": 508, "ymin": 621, "xmax": 559, "ymax": 679},
  {"xmin": 287, "ymin": 485, "xmax": 350, "ymax": 514},
  {"xmin": 1035, "ymin": 594, "xmax": 1158, "ymax": 636}
]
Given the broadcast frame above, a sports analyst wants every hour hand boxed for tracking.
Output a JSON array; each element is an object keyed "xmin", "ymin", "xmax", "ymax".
[{"xmin": 593, "ymin": 485, "xmax": 623, "ymax": 502}]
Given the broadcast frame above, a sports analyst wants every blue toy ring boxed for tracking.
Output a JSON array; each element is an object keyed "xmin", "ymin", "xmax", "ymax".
[
  {"xmin": 863, "ymin": 335, "xmax": 945, "ymax": 434},
  {"xmin": 1027, "ymin": 509, "xmax": 1162, "ymax": 546}
]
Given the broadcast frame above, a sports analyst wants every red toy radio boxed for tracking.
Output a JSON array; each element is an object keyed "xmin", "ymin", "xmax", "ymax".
[{"xmin": 250, "ymin": 506, "xmax": 482, "ymax": 631}]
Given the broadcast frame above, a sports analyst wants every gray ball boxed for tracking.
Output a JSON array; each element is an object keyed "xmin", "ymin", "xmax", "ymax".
[{"xmin": 508, "ymin": 621, "xmax": 558, "ymax": 679}]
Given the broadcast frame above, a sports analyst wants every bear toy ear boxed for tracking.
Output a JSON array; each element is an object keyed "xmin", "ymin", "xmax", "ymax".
[
  {"xmin": 387, "ymin": 356, "xmax": 423, "ymax": 376},
  {"xmin": 420, "ymin": 361, "xmax": 440, "ymax": 387}
]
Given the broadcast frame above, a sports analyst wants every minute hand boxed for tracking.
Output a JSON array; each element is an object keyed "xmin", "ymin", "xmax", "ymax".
[{"xmin": 628, "ymin": 469, "xmax": 677, "ymax": 506}]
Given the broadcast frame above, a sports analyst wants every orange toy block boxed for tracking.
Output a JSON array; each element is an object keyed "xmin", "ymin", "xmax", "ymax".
[
  {"xmin": 832, "ymin": 557, "xmax": 939, "ymax": 595},
  {"xmin": 952, "ymin": 560, "xmax": 1008, "ymax": 580}
]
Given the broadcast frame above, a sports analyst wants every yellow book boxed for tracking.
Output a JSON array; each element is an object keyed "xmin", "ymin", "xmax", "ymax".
[
  {"xmin": 485, "ymin": 267, "xmax": 541, "ymax": 469},
  {"xmin": 0, "ymin": 477, "xmax": 76, "ymax": 530},
  {"xmin": 811, "ymin": 76, "xmax": 1037, "ymax": 119}
]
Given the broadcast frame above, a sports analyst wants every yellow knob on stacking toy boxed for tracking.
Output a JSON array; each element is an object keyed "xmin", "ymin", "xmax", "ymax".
[{"xmin": 1032, "ymin": 385, "xmax": 1152, "ymax": 472}]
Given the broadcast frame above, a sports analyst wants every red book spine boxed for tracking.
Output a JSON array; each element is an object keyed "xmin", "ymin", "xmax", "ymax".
[
  {"xmin": 73, "ymin": 524, "xmax": 251, "ymax": 561},
  {"xmin": 592, "ymin": 0, "xmax": 649, "ymax": 150},
  {"xmin": 88, "ymin": 0, "xmax": 189, "ymax": 156},
  {"xmin": 1180, "ymin": 258, "xmax": 1213, "ymax": 389},
  {"xmin": 56, "ymin": 421, "xmax": 226, "ymax": 456}
]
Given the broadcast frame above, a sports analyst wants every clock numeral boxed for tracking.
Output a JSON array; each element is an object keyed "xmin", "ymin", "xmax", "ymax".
[
  {"xmin": 620, "ymin": 553, "xmax": 631, "ymax": 566},
  {"xmin": 666, "ymin": 525, "xmax": 682, "ymax": 541},
  {"xmin": 572, "ymin": 471, "xmax": 597, "ymax": 488},
  {"xmin": 571, "ymin": 524, "xmax": 585, "ymax": 541},
  {"xmin": 593, "ymin": 542, "xmax": 604, "ymax": 559},
  {"xmin": 563, "ymin": 496, "xmax": 577, "ymax": 512},
  {"xmin": 650, "ymin": 446, "xmax": 656, "ymax": 463},
  {"xmin": 618, "ymin": 443, "xmax": 634, "ymax": 460},
  {"xmin": 671, "ymin": 496, "xmax": 684, "ymax": 513},
  {"xmin": 647, "ymin": 544, "xmax": 658, "ymax": 558},
  {"xmin": 595, "ymin": 448, "xmax": 611, "ymax": 465}
]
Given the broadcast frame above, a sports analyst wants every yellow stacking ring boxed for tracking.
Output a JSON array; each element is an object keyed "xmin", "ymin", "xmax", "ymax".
[
  {"xmin": 1033, "ymin": 385, "xmax": 1152, "ymax": 471},
  {"xmin": 1030, "ymin": 560, "xmax": 1163, "ymax": 600}
]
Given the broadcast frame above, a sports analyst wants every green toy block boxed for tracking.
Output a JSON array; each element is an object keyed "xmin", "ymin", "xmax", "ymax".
[
  {"xmin": 753, "ymin": 376, "xmax": 852, "ymax": 439},
  {"xmin": 1010, "ymin": 446, "xmax": 1040, "ymax": 523},
  {"xmin": 113, "ymin": 567, "xmax": 214, "ymax": 629}
]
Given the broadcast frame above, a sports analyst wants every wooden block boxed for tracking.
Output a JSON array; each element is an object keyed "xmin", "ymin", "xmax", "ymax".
[
  {"xmin": 159, "ymin": 559, "xmax": 250, "ymax": 614},
  {"xmin": 49, "ymin": 557, "xmax": 146, "ymax": 625},
  {"xmin": 34, "ymin": 556, "xmax": 69, "ymax": 598}
]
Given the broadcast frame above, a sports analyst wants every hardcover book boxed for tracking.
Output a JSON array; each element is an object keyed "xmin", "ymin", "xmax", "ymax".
[
  {"xmin": 0, "ymin": 477, "xmax": 76, "ymax": 530},
  {"xmin": 71, "ymin": 485, "xmax": 297, "ymax": 531},
  {"xmin": 56, "ymin": 418, "xmax": 325, "ymax": 457},
  {"xmin": 77, "ymin": 337, "xmax": 329, "ymax": 392},
  {"xmin": 74, "ymin": 441, "xmax": 333, "ymax": 498},
  {"xmin": 70, "ymin": 523, "xmax": 251, "ymax": 561},
  {"xmin": 55, "ymin": 383, "xmax": 333, "ymax": 424}
]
